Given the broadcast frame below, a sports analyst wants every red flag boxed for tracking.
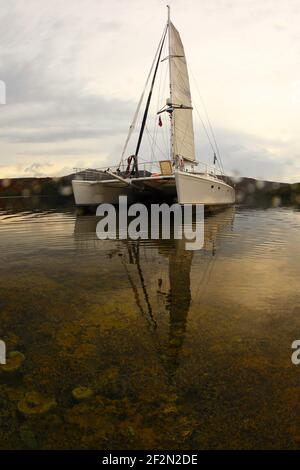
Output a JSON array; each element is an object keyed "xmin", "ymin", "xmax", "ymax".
[{"xmin": 158, "ymin": 116, "xmax": 163, "ymax": 127}]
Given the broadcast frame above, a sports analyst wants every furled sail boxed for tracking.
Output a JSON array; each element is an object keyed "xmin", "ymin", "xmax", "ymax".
[{"xmin": 169, "ymin": 22, "xmax": 195, "ymax": 162}]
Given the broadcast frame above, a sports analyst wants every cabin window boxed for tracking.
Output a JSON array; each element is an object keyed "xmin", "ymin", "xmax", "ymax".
[{"xmin": 211, "ymin": 185, "xmax": 214, "ymax": 189}]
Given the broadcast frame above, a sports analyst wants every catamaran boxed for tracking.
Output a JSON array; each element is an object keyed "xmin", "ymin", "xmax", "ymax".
[{"xmin": 72, "ymin": 7, "xmax": 235, "ymax": 207}]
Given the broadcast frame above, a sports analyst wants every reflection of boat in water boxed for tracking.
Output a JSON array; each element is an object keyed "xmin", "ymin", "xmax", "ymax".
[
  {"xmin": 74, "ymin": 207, "xmax": 235, "ymax": 377},
  {"xmin": 160, "ymin": 238, "xmax": 193, "ymax": 377}
]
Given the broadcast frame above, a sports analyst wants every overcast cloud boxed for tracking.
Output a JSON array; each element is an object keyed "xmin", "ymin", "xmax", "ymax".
[{"xmin": 0, "ymin": 0, "xmax": 299, "ymax": 182}]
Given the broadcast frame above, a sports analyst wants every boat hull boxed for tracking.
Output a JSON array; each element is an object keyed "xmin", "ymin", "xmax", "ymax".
[
  {"xmin": 174, "ymin": 170, "xmax": 235, "ymax": 205},
  {"xmin": 72, "ymin": 180, "xmax": 135, "ymax": 206},
  {"xmin": 72, "ymin": 172, "xmax": 235, "ymax": 207}
]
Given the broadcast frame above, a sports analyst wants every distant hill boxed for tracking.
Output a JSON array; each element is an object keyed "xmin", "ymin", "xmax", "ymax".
[
  {"xmin": 0, "ymin": 174, "xmax": 299, "ymax": 207},
  {"xmin": 0, "ymin": 176, "xmax": 73, "ymax": 199},
  {"xmin": 226, "ymin": 176, "xmax": 300, "ymax": 206}
]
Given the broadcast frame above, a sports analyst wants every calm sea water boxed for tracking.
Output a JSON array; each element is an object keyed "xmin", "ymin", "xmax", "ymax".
[{"xmin": 0, "ymin": 197, "xmax": 300, "ymax": 449}]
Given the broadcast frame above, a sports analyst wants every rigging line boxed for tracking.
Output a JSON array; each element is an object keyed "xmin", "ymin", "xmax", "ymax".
[
  {"xmin": 145, "ymin": 124, "xmax": 164, "ymax": 166},
  {"xmin": 145, "ymin": 126, "xmax": 155, "ymax": 163},
  {"xmin": 193, "ymin": 102, "xmax": 217, "ymax": 156},
  {"xmin": 150, "ymin": 38, "xmax": 168, "ymax": 165},
  {"xmin": 145, "ymin": 126, "xmax": 169, "ymax": 159},
  {"xmin": 131, "ymin": 242, "xmax": 157, "ymax": 330},
  {"xmin": 175, "ymin": 58, "xmax": 223, "ymax": 172},
  {"xmin": 135, "ymin": 24, "xmax": 168, "ymax": 165},
  {"xmin": 133, "ymin": 152, "xmax": 159, "ymax": 166},
  {"xmin": 160, "ymin": 47, "xmax": 170, "ymax": 158},
  {"xmin": 160, "ymin": 109, "xmax": 170, "ymax": 158},
  {"xmin": 121, "ymin": 251, "xmax": 146, "ymax": 318},
  {"xmin": 189, "ymin": 66, "xmax": 225, "ymax": 174},
  {"xmin": 123, "ymin": 241, "xmax": 176, "ymax": 377},
  {"xmin": 134, "ymin": 154, "xmax": 160, "ymax": 171},
  {"xmin": 119, "ymin": 23, "xmax": 167, "ymax": 168},
  {"xmin": 151, "ymin": 50, "xmax": 163, "ymax": 162},
  {"xmin": 145, "ymin": 129, "xmax": 168, "ymax": 162},
  {"xmin": 157, "ymin": 40, "xmax": 168, "ymax": 121},
  {"xmin": 122, "ymin": 244, "xmax": 157, "ymax": 333},
  {"xmin": 162, "ymin": 115, "xmax": 170, "ymax": 159}
]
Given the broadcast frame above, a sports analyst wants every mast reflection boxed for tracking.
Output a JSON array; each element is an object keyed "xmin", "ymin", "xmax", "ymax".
[{"xmin": 74, "ymin": 207, "xmax": 235, "ymax": 378}]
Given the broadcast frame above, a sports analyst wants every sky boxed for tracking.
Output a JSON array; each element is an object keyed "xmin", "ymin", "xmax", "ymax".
[{"xmin": 0, "ymin": 0, "xmax": 300, "ymax": 182}]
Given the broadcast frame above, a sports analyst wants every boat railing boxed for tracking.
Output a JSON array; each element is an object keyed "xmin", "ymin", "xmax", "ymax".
[
  {"xmin": 73, "ymin": 161, "xmax": 162, "ymax": 181},
  {"xmin": 73, "ymin": 159, "xmax": 224, "ymax": 181},
  {"xmin": 191, "ymin": 162, "xmax": 224, "ymax": 177}
]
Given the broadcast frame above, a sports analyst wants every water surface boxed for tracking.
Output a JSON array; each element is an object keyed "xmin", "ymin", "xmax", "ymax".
[{"xmin": 0, "ymin": 197, "xmax": 300, "ymax": 449}]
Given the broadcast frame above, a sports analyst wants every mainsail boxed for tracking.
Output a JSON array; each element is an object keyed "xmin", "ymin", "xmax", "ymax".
[{"xmin": 169, "ymin": 22, "xmax": 196, "ymax": 162}]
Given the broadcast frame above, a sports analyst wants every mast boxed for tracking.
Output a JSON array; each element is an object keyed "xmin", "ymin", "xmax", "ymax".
[
  {"xmin": 134, "ymin": 25, "xmax": 168, "ymax": 175},
  {"xmin": 167, "ymin": 5, "xmax": 174, "ymax": 162}
]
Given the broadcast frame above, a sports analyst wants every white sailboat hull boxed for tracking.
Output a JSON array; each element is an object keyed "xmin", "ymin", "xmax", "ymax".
[
  {"xmin": 174, "ymin": 170, "xmax": 235, "ymax": 205},
  {"xmin": 72, "ymin": 180, "xmax": 135, "ymax": 206},
  {"xmin": 72, "ymin": 171, "xmax": 235, "ymax": 206}
]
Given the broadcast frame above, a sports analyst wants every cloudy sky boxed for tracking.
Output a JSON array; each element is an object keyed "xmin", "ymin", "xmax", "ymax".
[{"xmin": 0, "ymin": 0, "xmax": 299, "ymax": 182}]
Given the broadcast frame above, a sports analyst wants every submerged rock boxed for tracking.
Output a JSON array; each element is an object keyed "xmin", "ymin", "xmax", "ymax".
[
  {"xmin": 72, "ymin": 386, "xmax": 94, "ymax": 401},
  {"xmin": 19, "ymin": 425, "xmax": 38, "ymax": 449},
  {"xmin": 17, "ymin": 391, "xmax": 57, "ymax": 417},
  {"xmin": 1, "ymin": 351, "xmax": 25, "ymax": 373}
]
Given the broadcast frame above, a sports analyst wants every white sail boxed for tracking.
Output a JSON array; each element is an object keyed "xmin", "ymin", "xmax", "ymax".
[{"xmin": 169, "ymin": 22, "xmax": 195, "ymax": 162}]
